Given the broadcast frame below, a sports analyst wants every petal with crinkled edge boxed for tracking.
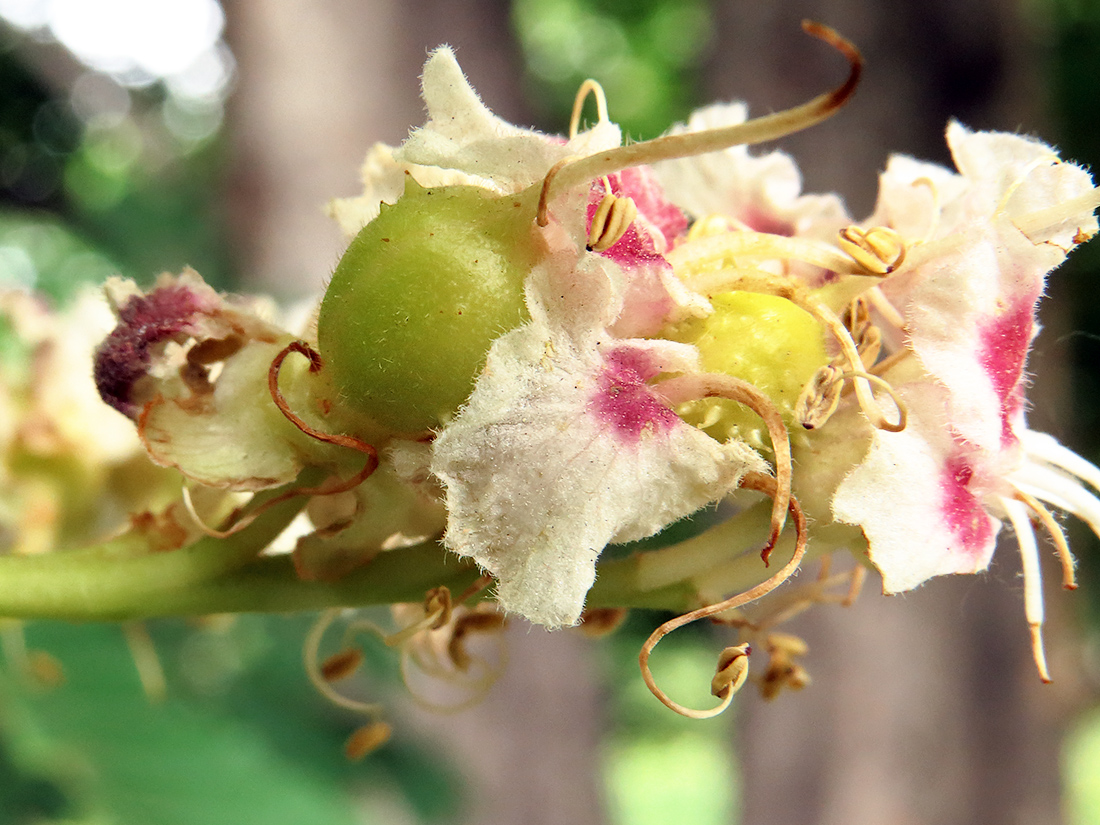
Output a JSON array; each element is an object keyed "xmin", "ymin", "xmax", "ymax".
[
  {"xmin": 431, "ymin": 254, "xmax": 764, "ymax": 627},
  {"xmin": 98, "ymin": 271, "xmax": 376, "ymax": 491},
  {"xmin": 947, "ymin": 122, "xmax": 1098, "ymax": 247},
  {"xmin": 832, "ymin": 382, "xmax": 1002, "ymax": 593},
  {"xmin": 396, "ymin": 47, "xmax": 621, "ymax": 193}
]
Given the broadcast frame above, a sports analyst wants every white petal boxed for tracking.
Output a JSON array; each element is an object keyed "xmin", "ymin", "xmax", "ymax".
[
  {"xmin": 397, "ymin": 48, "xmax": 620, "ymax": 193},
  {"xmin": 832, "ymin": 383, "xmax": 1001, "ymax": 593},
  {"xmin": 431, "ymin": 255, "xmax": 764, "ymax": 626}
]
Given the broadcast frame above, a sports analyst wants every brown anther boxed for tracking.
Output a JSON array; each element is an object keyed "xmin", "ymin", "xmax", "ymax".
[
  {"xmin": 344, "ymin": 721, "xmax": 392, "ymax": 760},
  {"xmin": 320, "ymin": 647, "xmax": 365, "ymax": 683},
  {"xmin": 838, "ymin": 225, "xmax": 905, "ymax": 275},
  {"xmin": 423, "ymin": 586, "xmax": 454, "ymax": 630},
  {"xmin": 785, "ymin": 664, "xmax": 811, "ymax": 691},
  {"xmin": 578, "ymin": 607, "xmax": 629, "ymax": 637},
  {"xmin": 761, "ymin": 658, "xmax": 811, "ymax": 700},
  {"xmin": 844, "ymin": 295, "xmax": 873, "ymax": 336},
  {"xmin": 854, "ymin": 323, "xmax": 882, "ymax": 369},
  {"xmin": 711, "ymin": 643, "xmax": 752, "ymax": 698},
  {"xmin": 638, "ymin": 473, "xmax": 808, "ymax": 719},
  {"xmin": 587, "ymin": 193, "xmax": 638, "ymax": 251},
  {"xmin": 795, "ymin": 364, "xmax": 844, "ymax": 429},
  {"xmin": 27, "ymin": 650, "xmax": 65, "ymax": 688},
  {"xmin": 448, "ymin": 611, "xmax": 507, "ymax": 671}
]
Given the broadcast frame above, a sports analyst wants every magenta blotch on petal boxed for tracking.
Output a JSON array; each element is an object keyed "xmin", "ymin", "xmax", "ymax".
[{"xmin": 589, "ymin": 347, "xmax": 680, "ymax": 441}]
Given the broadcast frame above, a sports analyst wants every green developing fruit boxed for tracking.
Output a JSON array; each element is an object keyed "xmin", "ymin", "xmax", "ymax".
[{"xmin": 318, "ymin": 178, "xmax": 540, "ymax": 431}]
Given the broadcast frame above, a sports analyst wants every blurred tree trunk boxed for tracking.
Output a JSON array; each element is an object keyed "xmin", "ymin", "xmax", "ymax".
[
  {"xmin": 222, "ymin": 3, "xmax": 608, "ymax": 824},
  {"xmin": 704, "ymin": 2, "xmax": 1082, "ymax": 823}
]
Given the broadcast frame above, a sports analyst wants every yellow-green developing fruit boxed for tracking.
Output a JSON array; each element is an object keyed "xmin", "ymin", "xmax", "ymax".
[
  {"xmin": 667, "ymin": 291, "xmax": 829, "ymax": 450},
  {"xmin": 318, "ymin": 178, "xmax": 541, "ymax": 432}
]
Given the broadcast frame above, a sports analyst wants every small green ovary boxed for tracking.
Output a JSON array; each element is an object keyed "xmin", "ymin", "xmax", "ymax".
[
  {"xmin": 318, "ymin": 179, "xmax": 540, "ymax": 432},
  {"xmin": 667, "ymin": 290, "xmax": 829, "ymax": 449}
]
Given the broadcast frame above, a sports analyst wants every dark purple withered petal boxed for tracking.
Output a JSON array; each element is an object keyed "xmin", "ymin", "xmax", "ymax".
[{"xmin": 93, "ymin": 283, "xmax": 212, "ymax": 418}]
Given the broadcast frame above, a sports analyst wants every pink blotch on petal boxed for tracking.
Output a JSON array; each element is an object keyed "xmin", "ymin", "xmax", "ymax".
[
  {"xmin": 940, "ymin": 454, "xmax": 994, "ymax": 560},
  {"xmin": 976, "ymin": 295, "xmax": 1037, "ymax": 446},
  {"xmin": 589, "ymin": 347, "xmax": 680, "ymax": 441},
  {"xmin": 738, "ymin": 206, "xmax": 794, "ymax": 237}
]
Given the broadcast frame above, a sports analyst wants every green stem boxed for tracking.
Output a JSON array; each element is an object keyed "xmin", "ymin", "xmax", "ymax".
[
  {"xmin": 0, "ymin": 482, "xmax": 309, "ymax": 621},
  {"xmin": 0, "ymin": 481, "xmax": 850, "ymax": 622}
]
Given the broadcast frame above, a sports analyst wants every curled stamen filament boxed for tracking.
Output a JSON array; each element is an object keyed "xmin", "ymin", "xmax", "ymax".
[
  {"xmin": 569, "ymin": 79, "xmax": 610, "ymax": 139},
  {"xmin": 654, "ymin": 373, "xmax": 791, "ymax": 559},
  {"xmin": 639, "ymin": 472, "xmax": 808, "ymax": 718},
  {"xmin": 265, "ymin": 340, "xmax": 380, "ymax": 496},
  {"xmin": 304, "ymin": 609, "xmax": 386, "ymax": 716}
]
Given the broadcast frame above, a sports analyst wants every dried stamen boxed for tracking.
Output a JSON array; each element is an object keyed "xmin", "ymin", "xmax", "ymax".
[
  {"xmin": 638, "ymin": 472, "xmax": 807, "ymax": 718},
  {"xmin": 304, "ymin": 609, "xmax": 386, "ymax": 715},
  {"xmin": 797, "ymin": 366, "xmax": 906, "ymax": 431},
  {"xmin": 398, "ymin": 604, "xmax": 509, "ymax": 713},
  {"xmin": 448, "ymin": 611, "xmax": 508, "ymax": 671},
  {"xmin": 795, "ymin": 364, "xmax": 844, "ymax": 429}
]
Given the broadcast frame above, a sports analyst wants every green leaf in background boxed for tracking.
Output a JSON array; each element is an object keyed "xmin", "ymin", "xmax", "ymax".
[
  {"xmin": 3, "ymin": 620, "xmax": 360, "ymax": 825},
  {"xmin": 0, "ymin": 616, "xmax": 462, "ymax": 825}
]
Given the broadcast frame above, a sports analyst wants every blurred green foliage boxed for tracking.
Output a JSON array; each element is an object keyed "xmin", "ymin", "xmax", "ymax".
[
  {"xmin": 511, "ymin": 0, "xmax": 714, "ymax": 138},
  {"xmin": 0, "ymin": 616, "xmax": 461, "ymax": 824}
]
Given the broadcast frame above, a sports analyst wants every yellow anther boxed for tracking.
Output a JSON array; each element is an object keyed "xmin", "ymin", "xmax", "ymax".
[
  {"xmin": 838, "ymin": 225, "xmax": 906, "ymax": 274},
  {"xmin": 687, "ymin": 214, "xmax": 747, "ymax": 240},
  {"xmin": 587, "ymin": 192, "xmax": 638, "ymax": 251},
  {"xmin": 711, "ymin": 643, "xmax": 752, "ymax": 698},
  {"xmin": 766, "ymin": 632, "xmax": 809, "ymax": 657}
]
